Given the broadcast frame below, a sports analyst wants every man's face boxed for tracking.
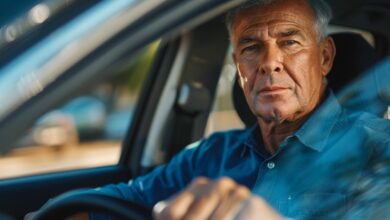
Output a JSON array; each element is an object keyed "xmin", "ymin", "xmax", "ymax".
[{"xmin": 231, "ymin": 0, "xmax": 335, "ymax": 124}]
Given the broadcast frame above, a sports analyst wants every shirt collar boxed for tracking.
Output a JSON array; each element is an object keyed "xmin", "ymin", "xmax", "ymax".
[
  {"xmin": 241, "ymin": 90, "xmax": 342, "ymax": 155},
  {"xmin": 295, "ymin": 90, "xmax": 342, "ymax": 152}
]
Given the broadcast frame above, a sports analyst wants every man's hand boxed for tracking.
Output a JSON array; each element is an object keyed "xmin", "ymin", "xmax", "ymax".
[{"xmin": 153, "ymin": 177, "xmax": 284, "ymax": 220}]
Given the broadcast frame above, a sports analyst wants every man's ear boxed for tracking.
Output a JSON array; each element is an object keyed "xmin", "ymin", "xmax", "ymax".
[{"xmin": 320, "ymin": 36, "xmax": 336, "ymax": 77}]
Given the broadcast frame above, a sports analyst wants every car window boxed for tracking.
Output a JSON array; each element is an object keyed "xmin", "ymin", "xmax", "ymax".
[
  {"xmin": 0, "ymin": 0, "xmax": 141, "ymax": 119},
  {"xmin": 0, "ymin": 42, "xmax": 159, "ymax": 179},
  {"xmin": 205, "ymin": 46, "xmax": 244, "ymax": 136}
]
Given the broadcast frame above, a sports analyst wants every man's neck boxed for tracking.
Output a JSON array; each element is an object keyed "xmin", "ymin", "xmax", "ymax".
[
  {"xmin": 258, "ymin": 88, "xmax": 328, "ymax": 155},
  {"xmin": 258, "ymin": 115, "xmax": 309, "ymax": 155}
]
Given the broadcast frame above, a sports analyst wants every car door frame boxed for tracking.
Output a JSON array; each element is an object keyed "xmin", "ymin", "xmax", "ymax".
[{"xmin": 0, "ymin": 0, "xmax": 244, "ymax": 218}]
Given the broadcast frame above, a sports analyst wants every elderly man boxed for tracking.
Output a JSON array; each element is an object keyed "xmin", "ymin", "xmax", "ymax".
[{"xmin": 29, "ymin": 0, "xmax": 390, "ymax": 219}]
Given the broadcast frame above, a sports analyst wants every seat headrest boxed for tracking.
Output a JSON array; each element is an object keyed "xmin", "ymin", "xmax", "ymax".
[
  {"xmin": 232, "ymin": 32, "xmax": 379, "ymax": 127},
  {"xmin": 327, "ymin": 33, "xmax": 379, "ymax": 92}
]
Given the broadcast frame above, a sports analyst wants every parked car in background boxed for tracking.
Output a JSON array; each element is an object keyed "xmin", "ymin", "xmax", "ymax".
[{"xmin": 0, "ymin": 0, "xmax": 389, "ymax": 219}]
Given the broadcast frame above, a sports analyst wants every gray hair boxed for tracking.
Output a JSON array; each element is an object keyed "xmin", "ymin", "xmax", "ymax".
[{"xmin": 226, "ymin": 0, "xmax": 332, "ymax": 41}]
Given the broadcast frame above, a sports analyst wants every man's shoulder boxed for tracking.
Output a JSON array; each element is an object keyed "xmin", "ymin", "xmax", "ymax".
[
  {"xmin": 186, "ymin": 127, "xmax": 253, "ymax": 153},
  {"xmin": 205, "ymin": 127, "xmax": 253, "ymax": 144}
]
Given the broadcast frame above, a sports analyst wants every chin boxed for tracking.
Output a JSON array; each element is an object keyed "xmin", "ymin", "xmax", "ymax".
[
  {"xmin": 255, "ymin": 103, "xmax": 298, "ymax": 124},
  {"xmin": 255, "ymin": 109, "xmax": 287, "ymax": 124}
]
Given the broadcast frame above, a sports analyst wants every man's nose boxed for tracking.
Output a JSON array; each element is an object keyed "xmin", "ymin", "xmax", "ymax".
[{"xmin": 259, "ymin": 45, "xmax": 283, "ymax": 75}]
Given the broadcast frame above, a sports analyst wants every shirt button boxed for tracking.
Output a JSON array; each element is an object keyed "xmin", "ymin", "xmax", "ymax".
[{"xmin": 267, "ymin": 162, "xmax": 275, "ymax": 169}]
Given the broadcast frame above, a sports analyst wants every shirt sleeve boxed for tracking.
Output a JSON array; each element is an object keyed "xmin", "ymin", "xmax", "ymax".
[
  {"xmin": 89, "ymin": 141, "xmax": 203, "ymax": 219},
  {"xmin": 88, "ymin": 130, "xmax": 235, "ymax": 220}
]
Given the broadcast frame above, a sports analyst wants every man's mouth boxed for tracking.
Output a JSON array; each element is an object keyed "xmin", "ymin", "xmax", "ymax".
[{"xmin": 259, "ymin": 86, "xmax": 288, "ymax": 94}]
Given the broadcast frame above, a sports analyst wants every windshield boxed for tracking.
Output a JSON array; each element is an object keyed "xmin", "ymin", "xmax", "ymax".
[{"xmin": 0, "ymin": 0, "xmax": 146, "ymax": 121}]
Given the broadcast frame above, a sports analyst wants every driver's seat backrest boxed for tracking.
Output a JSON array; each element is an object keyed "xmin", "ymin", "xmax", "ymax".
[{"xmin": 232, "ymin": 32, "xmax": 379, "ymax": 127}]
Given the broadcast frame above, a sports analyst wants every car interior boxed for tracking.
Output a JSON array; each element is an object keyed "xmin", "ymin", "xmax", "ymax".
[{"xmin": 0, "ymin": 0, "xmax": 389, "ymax": 219}]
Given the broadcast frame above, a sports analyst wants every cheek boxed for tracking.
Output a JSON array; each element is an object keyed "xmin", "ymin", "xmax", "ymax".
[
  {"xmin": 288, "ymin": 53, "xmax": 320, "ymax": 90},
  {"xmin": 287, "ymin": 55, "xmax": 324, "ymax": 104},
  {"xmin": 237, "ymin": 61, "xmax": 258, "ymax": 88}
]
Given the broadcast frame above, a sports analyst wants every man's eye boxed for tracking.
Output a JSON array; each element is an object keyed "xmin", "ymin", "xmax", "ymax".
[
  {"xmin": 283, "ymin": 40, "xmax": 298, "ymax": 46},
  {"xmin": 243, "ymin": 45, "xmax": 259, "ymax": 53}
]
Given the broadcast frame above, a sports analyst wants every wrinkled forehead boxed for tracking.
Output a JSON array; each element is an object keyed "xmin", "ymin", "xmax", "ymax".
[{"xmin": 231, "ymin": 0, "xmax": 317, "ymax": 41}]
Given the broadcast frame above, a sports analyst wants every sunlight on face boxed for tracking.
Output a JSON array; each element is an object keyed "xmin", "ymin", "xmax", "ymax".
[{"xmin": 232, "ymin": 0, "xmax": 334, "ymax": 124}]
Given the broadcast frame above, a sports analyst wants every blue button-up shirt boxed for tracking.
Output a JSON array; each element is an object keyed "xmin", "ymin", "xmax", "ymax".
[{"xmin": 92, "ymin": 91, "xmax": 390, "ymax": 219}]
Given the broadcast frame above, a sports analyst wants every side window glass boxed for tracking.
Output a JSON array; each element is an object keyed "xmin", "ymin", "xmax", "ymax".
[
  {"xmin": 0, "ymin": 42, "xmax": 159, "ymax": 179},
  {"xmin": 205, "ymin": 47, "xmax": 244, "ymax": 136}
]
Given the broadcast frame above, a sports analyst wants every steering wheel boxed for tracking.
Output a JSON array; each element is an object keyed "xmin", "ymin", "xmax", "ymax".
[{"xmin": 32, "ymin": 190, "xmax": 152, "ymax": 220}]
